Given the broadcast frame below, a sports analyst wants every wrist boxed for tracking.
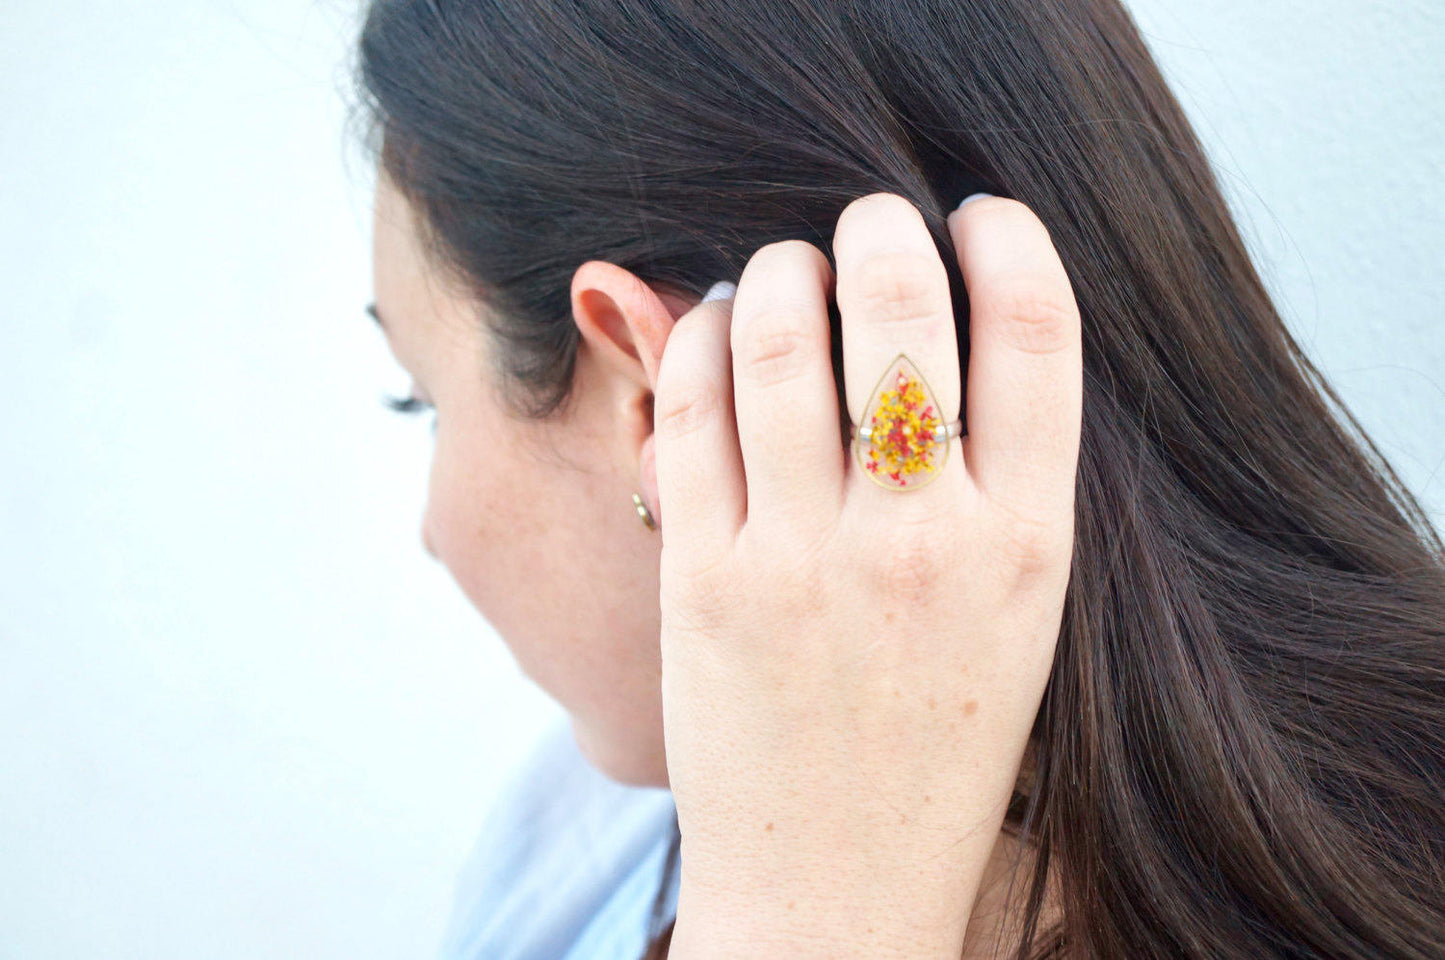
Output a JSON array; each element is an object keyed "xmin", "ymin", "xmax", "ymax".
[
  {"xmin": 668, "ymin": 851, "xmax": 975, "ymax": 960},
  {"xmin": 662, "ymin": 720, "xmax": 1034, "ymax": 957}
]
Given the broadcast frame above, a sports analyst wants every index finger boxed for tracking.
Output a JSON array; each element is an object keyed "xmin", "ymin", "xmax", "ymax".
[{"xmin": 946, "ymin": 196, "xmax": 1082, "ymax": 527}]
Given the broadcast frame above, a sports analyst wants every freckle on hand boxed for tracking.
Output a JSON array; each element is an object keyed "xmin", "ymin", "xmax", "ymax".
[
  {"xmin": 764, "ymin": 822, "xmax": 774, "ymax": 832},
  {"xmin": 963, "ymin": 699, "xmax": 978, "ymax": 716}
]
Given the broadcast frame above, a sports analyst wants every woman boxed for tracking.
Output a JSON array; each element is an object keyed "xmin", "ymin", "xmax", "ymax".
[{"xmin": 352, "ymin": 0, "xmax": 1445, "ymax": 957}]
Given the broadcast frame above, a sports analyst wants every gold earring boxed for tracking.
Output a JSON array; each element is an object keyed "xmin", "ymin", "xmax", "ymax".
[{"xmin": 631, "ymin": 492, "xmax": 658, "ymax": 531}]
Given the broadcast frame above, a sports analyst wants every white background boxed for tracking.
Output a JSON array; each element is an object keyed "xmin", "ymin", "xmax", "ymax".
[{"xmin": 1, "ymin": 1, "xmax": 1441, "ymax": 957}]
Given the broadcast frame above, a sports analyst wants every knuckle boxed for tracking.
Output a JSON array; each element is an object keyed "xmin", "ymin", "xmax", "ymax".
[
  {"xmin": 867, "ymin": 524, "xmax": 950, "ymax": 610},
  {"xmin": 851, "ymin": 249, "xmax": 949, "ymax": 326},
  {"xmin": 735, "ymin": 320, "xmax": 817, "ymax": 388},
  {"xmin": 989, "ymin": 496, "xmax": 1071, "ymax": 584},
  {"xmin": 654, "ymin": 379, "xmax": 722, "ymax": 441},
  {"xmin": 661, "ymin": 550, "xmax": 736, "ymax": 628},
  {"xmin": 988, "ymin": 283, "xmax": 1078, "ymax": 356}
]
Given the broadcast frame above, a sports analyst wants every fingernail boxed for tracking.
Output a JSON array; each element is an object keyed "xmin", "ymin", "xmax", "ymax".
[
  {"xmin": 957, "ymin": 192, "xmax": 994, "ymax": 210},
  {"xmin": 701, "ymin": 280, "xmax": 737, "ymax": 303}
]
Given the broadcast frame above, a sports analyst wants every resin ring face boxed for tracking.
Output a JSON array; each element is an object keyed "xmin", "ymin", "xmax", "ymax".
[
  {"xmin": 833, "ymin": 195, "xmax": 964, "ymax": 498},
  {"xmin": 849, "ymin": 353, "xmax": 964, "ymax": 492}
]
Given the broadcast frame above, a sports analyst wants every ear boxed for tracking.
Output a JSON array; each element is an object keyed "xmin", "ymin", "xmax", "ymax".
[
  {"xmin": 570, "ymin": 260, "xmax": 700, "ymax": 530},
  {"xmin": 570, "ymin": 260, "xmax": 694, "ymax": 392}
]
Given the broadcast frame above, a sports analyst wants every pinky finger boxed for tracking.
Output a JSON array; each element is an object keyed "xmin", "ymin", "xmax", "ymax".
[{"xmin": 653, "ymin": 294, "xmax": 746, "ymax": 566}]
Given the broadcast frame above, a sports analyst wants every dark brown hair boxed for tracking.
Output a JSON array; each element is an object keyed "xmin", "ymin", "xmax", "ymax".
[{"xmin": 350, "ymin": 1, "xmax": 1445, "ymax": 956}]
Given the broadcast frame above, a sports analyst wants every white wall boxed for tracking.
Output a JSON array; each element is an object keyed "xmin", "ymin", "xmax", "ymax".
[{"xmin": 0, "ymin": 1, "xmax": 1439, "ymax": 957}]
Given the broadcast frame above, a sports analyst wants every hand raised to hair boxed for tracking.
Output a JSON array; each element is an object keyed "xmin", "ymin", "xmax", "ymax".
[{"xmin": 653, "ymin": 192, "xmax": 1082, "ymax": 960}]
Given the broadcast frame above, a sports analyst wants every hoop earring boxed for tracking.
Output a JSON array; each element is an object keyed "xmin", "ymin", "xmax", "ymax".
[{"xmin": 631, "ymin": 492, "xmax": 658, "ymax": 532}]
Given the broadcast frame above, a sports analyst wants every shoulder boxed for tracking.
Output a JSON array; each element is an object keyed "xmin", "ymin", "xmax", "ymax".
[{"xmin": 437, "ymin": 715, "xmax": 679, "ymax": 960}]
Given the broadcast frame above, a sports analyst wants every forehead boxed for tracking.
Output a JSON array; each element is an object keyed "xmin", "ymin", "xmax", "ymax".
[
  {"xmin": 371, "ymin": 174, "xmax": 430, "ymax": 318},
  {"xmin": 370, "ymin": 174, "xmax": 486, "ymax": 365}
]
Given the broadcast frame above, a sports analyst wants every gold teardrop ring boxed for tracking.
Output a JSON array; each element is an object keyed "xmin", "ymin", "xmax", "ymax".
[{"xmin": 848, "ymin": 353, "xmax": 963, "ymax": 492}]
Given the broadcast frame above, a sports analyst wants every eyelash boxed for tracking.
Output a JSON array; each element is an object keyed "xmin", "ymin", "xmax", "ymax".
[
  {"xmin": 384, "ymin": 393, "xmax": 438, "ymax": 434},
  {"xmin": 384, "ymin": 393, "xmax": 433, "ymax": 415}
]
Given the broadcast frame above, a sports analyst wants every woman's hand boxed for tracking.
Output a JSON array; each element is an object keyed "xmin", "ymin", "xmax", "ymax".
[{"xmin": 652, "ymin": 192, "xmax": 1082, "ymax": 960}]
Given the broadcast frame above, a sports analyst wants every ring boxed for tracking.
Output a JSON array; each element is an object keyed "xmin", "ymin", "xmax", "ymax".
[{"xmin": 848, "ymin": 353, "xmax": 963, "ymax": 491}]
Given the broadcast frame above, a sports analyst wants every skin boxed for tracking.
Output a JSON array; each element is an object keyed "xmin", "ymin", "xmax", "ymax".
[
  {"xmin": 370, "ymin": 172, "xmax": 1061, "ymax": 956},
  {"xmin": 653, "ymin": 193, "xmax": 1080, "ymax": 958},
  {"xmin": 371, "ymin": 171, "xmax": 678, "ymax": 786}
]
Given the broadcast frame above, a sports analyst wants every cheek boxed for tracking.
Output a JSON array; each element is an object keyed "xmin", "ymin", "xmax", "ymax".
[
  {"xmin": 417, "ymin": 410, "xmax": 668, "ymax": 783},
  {"xmin": 420, "ymin": 415, "xmax": 558, "ymax": 630},
  {"xmin": 422, "ymin": 423, "xmax": 508, "ymax": 598}
]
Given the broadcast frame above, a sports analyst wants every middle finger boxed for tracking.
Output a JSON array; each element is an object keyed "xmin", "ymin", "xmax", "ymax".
[{"xmin": 834, "ymin": 193, "xmax": 966, "ymax": 512}]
